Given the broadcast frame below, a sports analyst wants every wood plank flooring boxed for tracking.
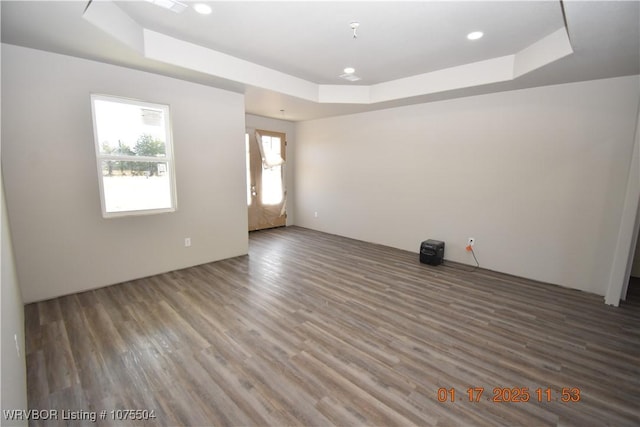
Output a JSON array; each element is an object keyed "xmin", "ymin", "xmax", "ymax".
[{"xmin": 24, "ymin": 226, "xmax": 640, "ymax": 426}]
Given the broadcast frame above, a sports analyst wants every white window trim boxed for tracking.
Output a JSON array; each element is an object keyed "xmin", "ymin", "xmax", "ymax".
[{"xmin": 90, "ymin": 94, "xmax": 178, "ymax": 218}]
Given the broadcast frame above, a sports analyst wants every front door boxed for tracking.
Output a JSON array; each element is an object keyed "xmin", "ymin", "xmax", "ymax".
[{"xmin": 246, "ymin": 129, "xmax": 287, "ymax": 231}]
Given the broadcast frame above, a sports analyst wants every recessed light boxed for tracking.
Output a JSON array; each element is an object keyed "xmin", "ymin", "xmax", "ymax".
[
  {"xmin": 193, "ymin": 3, "xmax": 212, "ymax": 15},
  {"xmin": 343, "ymin": 67, "xmax": 355, "ymax": 74},
  {"xmin": 339, "ymin": 73, "xmax": 361, "ymax": 82},
  {"xmin": 467, "ymin": 31, "xmax": 484, "ymax": 40}
]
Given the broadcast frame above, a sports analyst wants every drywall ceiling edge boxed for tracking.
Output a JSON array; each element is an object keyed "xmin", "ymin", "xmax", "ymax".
[{"xmin": 84, "ymin": 1, "xmax": 573, "ymax": 106}]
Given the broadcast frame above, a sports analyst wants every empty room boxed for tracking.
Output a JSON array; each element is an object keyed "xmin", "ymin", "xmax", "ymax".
[{"xmin": 1, "ymin": 1, "xmax": 640, "ymax": 426}]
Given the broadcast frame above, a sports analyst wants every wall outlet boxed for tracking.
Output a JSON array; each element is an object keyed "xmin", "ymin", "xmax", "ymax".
[
  {"xmin": 467, "ymin": 237, "xmax": 475, "ymax": 247},
  {"xmin": 314, "ymin": 211, "xmax": 318, "ymax": 218},
  {"xmin": 184, "ymin": 237, "xmax": 191, "ymax": 247}
]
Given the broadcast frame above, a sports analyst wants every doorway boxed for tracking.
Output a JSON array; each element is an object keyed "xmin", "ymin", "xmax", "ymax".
[{"xmin": 246, "ymin": 129, "xmax": 287, "ymax": 231}]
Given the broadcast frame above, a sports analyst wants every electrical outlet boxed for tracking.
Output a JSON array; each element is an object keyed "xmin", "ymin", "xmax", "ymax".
[
  {"xmin": 184, "ymin": 237, "xmax": 191, "ymax": 247},
  {"xmin": 314, "ymin": 211, "xmax": 318, "ymax": 218},
  {"xmin": 467, "ymin": 237, "xmax": 475, "ymax": 247}
]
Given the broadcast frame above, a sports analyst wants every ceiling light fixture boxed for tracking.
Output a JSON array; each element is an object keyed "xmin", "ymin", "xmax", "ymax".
[
  {"xmin": 467, "ymin": 31, "xmax": 484, "ymax": 40},
  {"xmin": 350, "ymin": 22, "xmax": 360, "ymax": 39},
  {"xmin": 341, "ymin": 22, "xmax": 362, "ymax": 82},
  {"xmin": 145, "ymin": 0, "xmax": 187, "ymax": 14},
  {"xmin": 193, "ymin": 3, "xmax": 212, "ymax": 15},
  {"xmin": 339, "ymin": 73, "xmax": 361, "ymax": 82}
]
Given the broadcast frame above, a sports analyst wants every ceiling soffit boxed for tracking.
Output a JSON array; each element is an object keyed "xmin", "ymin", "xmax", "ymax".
[{"xmin": 84, "ymin": 0, "xmax": 572, "ymax": 105}]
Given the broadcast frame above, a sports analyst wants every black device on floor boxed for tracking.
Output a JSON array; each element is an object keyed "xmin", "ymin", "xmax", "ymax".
[{"xmin": 420, "ymin": 239, "xmax": 445, "ymax": 265}]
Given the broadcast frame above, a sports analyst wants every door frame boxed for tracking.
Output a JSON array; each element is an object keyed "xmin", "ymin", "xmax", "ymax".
[{"xmin": 246, "ymin": 128, "xmax": 287, "ymax": 231}]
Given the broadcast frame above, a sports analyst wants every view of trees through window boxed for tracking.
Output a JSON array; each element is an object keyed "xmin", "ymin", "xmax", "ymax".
[
  {"xmin": 101, "ymin": 134, "xmax": 166, "ymax": 177},
  {"xmin": 91, "ymin": 95, "xmax": 176, "ymax": 217}
]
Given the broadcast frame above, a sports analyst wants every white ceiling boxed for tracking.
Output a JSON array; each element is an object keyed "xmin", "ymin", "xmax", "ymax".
[
  {"xmin": 117, "ymin": 1, "xmax": 565, "ymax": 84},
  {"xmin": 2, "ymin": 1, "xmax": 639, "ymax": 121}
]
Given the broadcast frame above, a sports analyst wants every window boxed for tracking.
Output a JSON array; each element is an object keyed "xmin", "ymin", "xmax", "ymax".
[
  {"xmin": 91, "ymin": 95, "xmax": 177, "ymax": 217},
  {"xmin": 246, "ymin": 133, "xmax": 252, "ymax": 205}
]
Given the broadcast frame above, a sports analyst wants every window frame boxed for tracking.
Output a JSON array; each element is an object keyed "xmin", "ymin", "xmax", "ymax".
[{"xmin": 90, "ymin": 94, "xmax": 178, "ymax": 218}]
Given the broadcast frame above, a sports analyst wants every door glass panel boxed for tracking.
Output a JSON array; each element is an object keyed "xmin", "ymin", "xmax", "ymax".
[
  {"xmin": 260, "ymin": 135, "xmax": 283, "ymax": 205},
  {"xmin": 261, "ymin": 164, "xmax": 283, "ymax": 205}
]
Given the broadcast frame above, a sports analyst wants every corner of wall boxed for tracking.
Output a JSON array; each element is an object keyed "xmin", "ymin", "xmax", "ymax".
[
  {"xmin": 1, "ymin": 21, "xmax": 30, "ymax": 420},
  {"xmin": 605, "ymin": 88, "xmax": 640, "ymax": 305},
  {"xmin": 1, "ymin": 174, "xmax": 29, "ymax": 423}
]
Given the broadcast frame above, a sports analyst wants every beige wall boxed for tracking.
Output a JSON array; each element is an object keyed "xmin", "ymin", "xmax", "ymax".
[
  {"xmin": 245, "ymin": 114, "xmax": 296, "ymax": 225},
  {"xmin": 1, "ymin": 173, "xmax": 27, "ymax": 425},
  {"xmin": 1, "ymin": 32, "xmax": 29, "ymax": 424},
  {"xmin": 2, "ymin": 44, "xmax": 248, "ymax": 303},
  {"xmin": 608, "ymin": 101, "xmax": 640, "ymax": 304},
  {"xmin": 295, "ymin": 76, "xmax": 640, "ymax": 295}
]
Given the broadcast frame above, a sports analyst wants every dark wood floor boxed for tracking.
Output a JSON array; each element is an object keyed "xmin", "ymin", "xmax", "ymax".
[{"xmin": 24, "ymin": 226, "xmax": 640, "ymax": 426}]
